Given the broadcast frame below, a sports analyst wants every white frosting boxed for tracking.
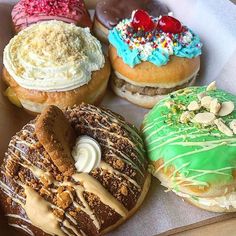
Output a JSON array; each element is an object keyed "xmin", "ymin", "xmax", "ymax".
[
  {"xmin": 72, "ymin": 135, "xmax": 101, "ymax": 173},
  {"xmin": 3, "ymin": 20, "xmax": 105, "ymax": 92},
  {"xmin": 173, "ymin": 189, "xmax": 236, "ymax": 209}
]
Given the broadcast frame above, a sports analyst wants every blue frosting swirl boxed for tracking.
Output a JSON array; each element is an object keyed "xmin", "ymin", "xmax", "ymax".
[
  {"xmin": 174, "ymin": 30, "xmax": 202, "ymax": 58},
  {"xmin": 108, "ymin": 22, "xmax": 202, "ymax": 68}
]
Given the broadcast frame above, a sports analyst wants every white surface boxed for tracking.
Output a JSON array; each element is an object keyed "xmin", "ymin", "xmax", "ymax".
[{"xmin": 0, "ymin": 0, "xmax": 235, "ymax": 235}]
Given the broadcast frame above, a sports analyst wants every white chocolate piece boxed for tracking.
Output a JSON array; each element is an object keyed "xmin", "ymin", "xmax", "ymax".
[
  {"xmin": 187, "ymin": 101, "xmax": 201, "ymax": 111},
  {"xmin": 206, "ymin": 81, "xmax": 217, "ymax": 91},
  {"xmin": 210, "ymin": 98, "xmax": 221, "ymax": 115},
  {"xmin": 214, "ymin": 119, "xmax": 233, "ymax": 137},
  {"xmin": 218, "ymin": 101, "xmax": 235, "ymax": 117},
  {"xmin": 201, "ymin": 96, "xmax": 213, "ymax": 109},
  {"xmin": 229, "ymin": 120, "xmax": 236, "ymax": 134},
  {"xmin": 192, "ymin": 112, "xmax": 216, "ymax": 126}
]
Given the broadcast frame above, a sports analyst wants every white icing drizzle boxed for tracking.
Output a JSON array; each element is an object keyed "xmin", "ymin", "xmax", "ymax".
[
  {"xmin": 79, "ymin": 106, "xmax": 145, "ymax": 151},
  {"xmin": 99, "ymin": 161, "xmax": 140, "ymax": 189},
  {"xmin": 78, "ymin": 119, "xmax": 145, "ymax": 174},
  {"xmin": 6, "ymin": 213, "xmax": 31, "ymax": 224},
  {"xmin": 155, "ymin": 144, "xmax": 224, "ymax": 173},
  {"xmin": 149, "ymin": 131, "xmax": 214, "ymax": 152},
  {"xmin": 147, "ymin": 127, "xmax": 195, "ymax": 146},
  {"xmin": 173, "ymin": 138, "xmax": 236, "ymax": 147},
  {"xmin": 0, "ymin": 180, "xmax": 24, "ymax": 206},
  {"xmin": 9, "ymin": 223, "xmax": 34, "ymax": 236},
  {"xmin": 75, "ymin": 107, "xmax": 146, "ymax": 176},
  {"xmin": 145, "ymin": 123, "xmax": 172, "ymax": 140},
  {"xmin": 63, "ymin": 220, "xmax": 83, "ymax": 236}
]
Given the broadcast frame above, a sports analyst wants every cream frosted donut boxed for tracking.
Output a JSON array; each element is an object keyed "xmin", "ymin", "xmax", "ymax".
[
  {"xmin": 12, "ymin": 0, "xmax": 92, "ymax": 33},
  {"xmin": 142, "ymin": 82, "xmax": 236, "ymax": 212},
  {"xmin": 2, "ymin": 20, "xmax": 110, "ymax": 113},
  {"xmin": 108, "ymin": 10, "xmax": 202, "ymax": 108}
]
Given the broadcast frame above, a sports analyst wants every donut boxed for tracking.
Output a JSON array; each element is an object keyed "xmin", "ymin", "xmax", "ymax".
[
  {"xmin": 108, "ymin": 11, "xmax": 202, "ymax": 108},
  {"xmin": 93, "ymin": 0, "xmax": 169, "ymax": 43},
  {"xmin": 11, "ymin": 0, "xmax": 92, "ymax": 33},
  {"xmin": 142, "ymin": 82, "xmax": 236, "ymax": 212},
  {"xmin": 2, "ymin": 20, "xmax": 110, "ymax": 114},
  {"xmin": 0, "ymin": 104, "xmax": 151, "ymax": 236}
]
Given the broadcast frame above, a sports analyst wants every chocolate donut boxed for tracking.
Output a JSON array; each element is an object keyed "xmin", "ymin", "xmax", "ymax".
[
  {"xmin": 93, "ymin": 0, "xmax": 169, "ymax": 43},
  {"xmin": 0, "ymin": 104, "xmax": 150, "ymax": 236},
  {"xmin": 12, "ymin": 0, "xmax": 92, "ymax": 33}
]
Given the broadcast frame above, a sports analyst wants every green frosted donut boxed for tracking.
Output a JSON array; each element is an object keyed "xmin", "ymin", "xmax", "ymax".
[{"xmin": 142, "ymin": 84, "xmax": 236, "ymax": 206}]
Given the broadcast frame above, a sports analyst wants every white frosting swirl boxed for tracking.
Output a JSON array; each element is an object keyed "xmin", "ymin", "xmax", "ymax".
[
  {"xmin": 72, "ymin": 136, "xmax": 101, "ymax": 173},
  {"xmin": 3, "ymin": 20, "xmax": 105, "ymax": 92}
]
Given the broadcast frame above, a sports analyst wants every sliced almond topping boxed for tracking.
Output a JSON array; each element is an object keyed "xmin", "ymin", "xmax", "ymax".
[
  {"xmin": 206, "ymin": 81, "xmax": 217, "ymax": 91},
  {"xmin": 180, "ymin": 111, "xmax": 192, "ymax": 124},
  {"xmin": 201, "ymin": 96, "xmax": 213, "ymax": 109},
  {"xmin": 165, "ymin": 101, "xmax": 175, "ymax": 108},
  {"xmin": 187, "ymin": 101, "xmax": 201, "ymax": 111},
  {"xmin": 209, "ymin": 98, "xmax": 221, "ymax": 115},
  {"xmin": 197, "ymin": 92, "xmax": 206, "ymax": 100},
  {"xmin": 229, "ymin": 120, "xmax": 236, "ymax": 134},
  {"xmin": 218, "ymin": 101, "xmax": 234, "ymax": 117},
  {"xmin": 214, "ymin": 119, "xmax": 233, "ymax": 137},
  {"xmin": 192, "ymin": 112, "xmax": 216, "ymax": 126}
]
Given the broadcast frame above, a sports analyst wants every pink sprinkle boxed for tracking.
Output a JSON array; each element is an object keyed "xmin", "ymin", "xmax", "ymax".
[{"xmin": 21, "ymin": 0, "xmax": 84, "ymax": 17}]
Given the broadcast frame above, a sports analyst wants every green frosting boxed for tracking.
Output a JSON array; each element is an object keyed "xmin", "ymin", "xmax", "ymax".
[{"xmin": 142, "ymin": 86, "xmax": 236, "ymax": 187}]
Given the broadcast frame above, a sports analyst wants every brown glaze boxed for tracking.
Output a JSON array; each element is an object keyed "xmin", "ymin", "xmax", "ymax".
[{"xmin": 95, "ymin": 0, "xmax": 169, "ymax": 29}]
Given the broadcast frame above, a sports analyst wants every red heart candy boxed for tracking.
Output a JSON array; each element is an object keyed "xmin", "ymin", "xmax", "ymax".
[
  {"xmin": 157, "ymin": 16, "xmax": 183, "ymax": 34},
  {"xmin": 131, "ymin": 9, "xmax": 155, "ymax": 32}
]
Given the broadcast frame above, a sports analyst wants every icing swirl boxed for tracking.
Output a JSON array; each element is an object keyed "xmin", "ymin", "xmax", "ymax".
[
  {"xmin": 142, "ymin": 86, "xmax": 236, "ymax": 187},
  {"xmin": 3, "ymin": 20, "xmax": 105, "ymax": 92},
  {"xmin": 72, "ymin": 136, "xmax": 102, "ymax": 173},
  {"xmin": 108, "ymin": 16, "xmax": 202, "ymax": 68}
]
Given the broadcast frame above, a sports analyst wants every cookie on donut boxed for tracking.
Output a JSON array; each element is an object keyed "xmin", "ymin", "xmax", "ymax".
[
  {"xmin": 3, "ymin": 20, "xmax": 110, "ymax": 114},
  {"xmin": 108, "ymin": 10, "xmax": 202, "ymax": 108},
  {"xmin": 93, "ymin": 0, "xmax": 169, "ymax": 43},
  {"xmin": 142, "ymin": 82, "xmax": 236, "ymax": 212},
  {"xmin": 0, "ymin": 104, "xmax": 150, "ymax": 235},
  {"xmin": 12, "ymin": 0, "xmax": 92, "ymax": 33}
]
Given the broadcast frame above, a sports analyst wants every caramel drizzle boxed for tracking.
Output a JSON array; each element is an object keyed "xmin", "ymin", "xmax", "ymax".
[
  {"xmin": 1, "ymin": 177, "xmax": 85, "ymax": 236},
  {"xmin": 19, "ymin": 160, "xmax": 101, "ymax": 231},
  {"xmin": 0, "ymin": 119, "xmax": 142, "ymax": 235}
]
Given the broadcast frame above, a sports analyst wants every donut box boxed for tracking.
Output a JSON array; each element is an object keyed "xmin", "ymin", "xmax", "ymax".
[{"xmin": 0, "ymin": 0, "xmax": 235, "ymax": 235}]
